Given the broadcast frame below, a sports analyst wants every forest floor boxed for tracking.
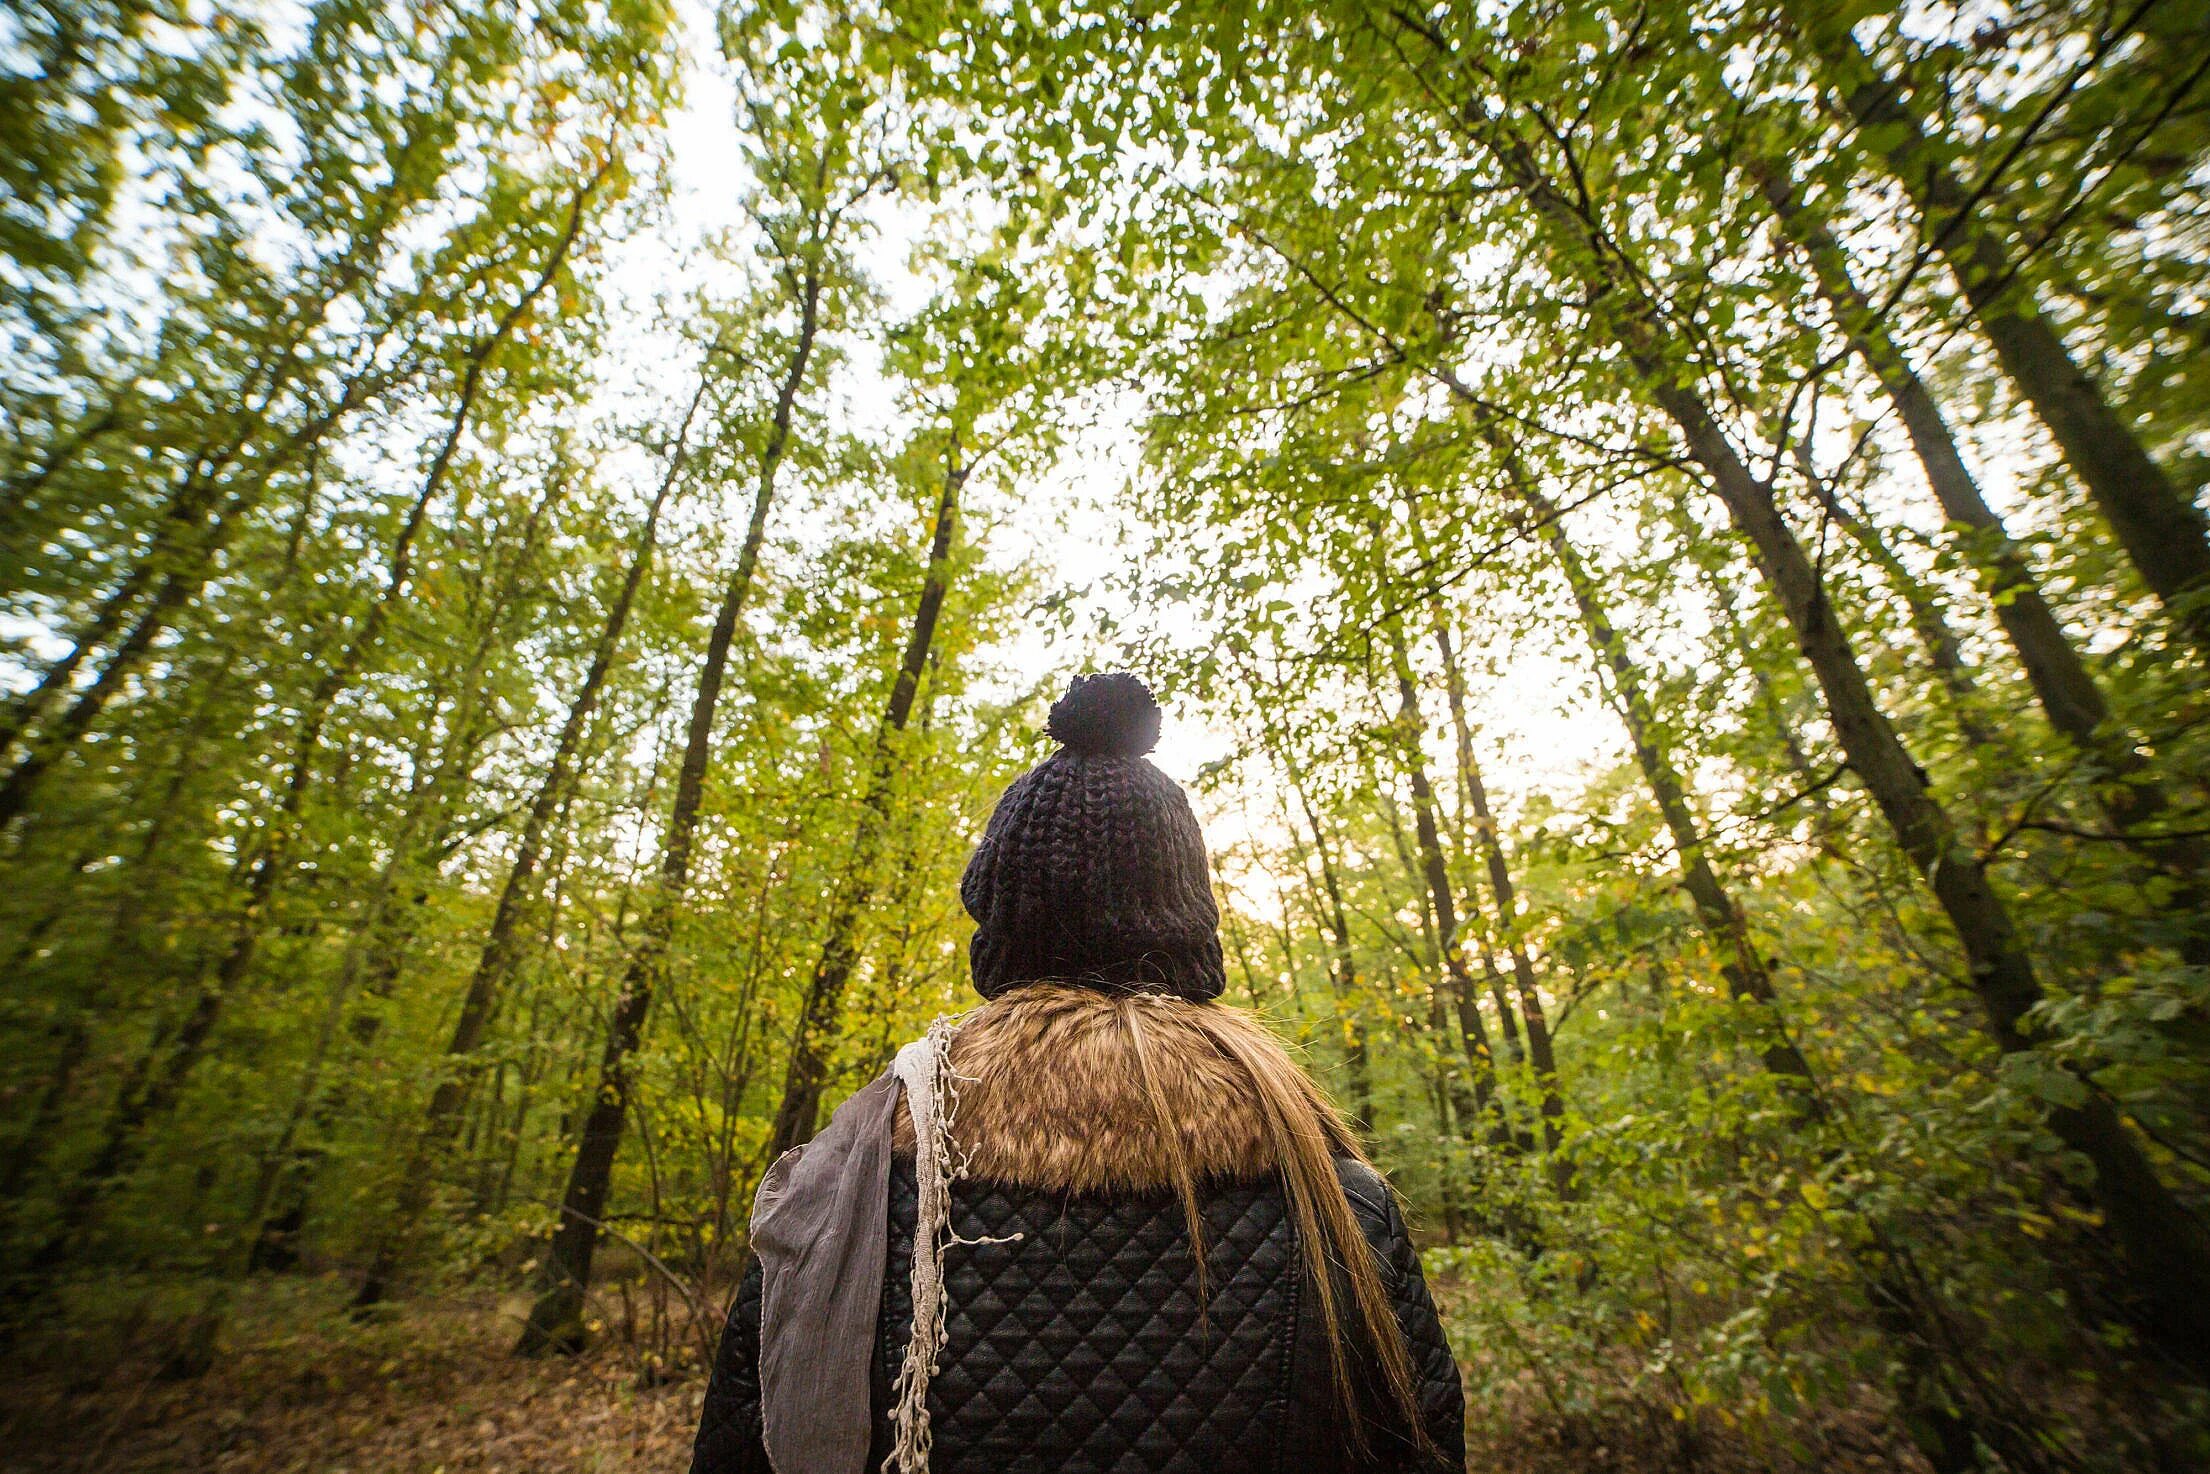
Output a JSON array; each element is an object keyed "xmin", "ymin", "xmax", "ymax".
[
  {"xmin": 0, "ymin": 1277, "xmax": 703, "ymax": 1474},
  {"xmin": 0, "ymin": 1269, "xmax": 1920, "ymax": 1474}
]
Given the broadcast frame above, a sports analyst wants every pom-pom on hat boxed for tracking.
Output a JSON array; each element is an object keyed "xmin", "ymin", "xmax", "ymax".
[{"xmin": 961, "ymin": 673, "xmax": 1226, "ymax": 1002}]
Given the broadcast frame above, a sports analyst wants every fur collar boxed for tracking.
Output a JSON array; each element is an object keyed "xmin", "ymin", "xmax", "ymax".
[{"xmin": 891, "ymin": 984, "xmax": 1278, "ymax": 1194}]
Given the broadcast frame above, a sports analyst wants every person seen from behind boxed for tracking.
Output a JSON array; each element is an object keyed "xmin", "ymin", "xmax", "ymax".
[{"xmin": 689, "ymin": 672, "xmax": 1467, "ymax": 1473}]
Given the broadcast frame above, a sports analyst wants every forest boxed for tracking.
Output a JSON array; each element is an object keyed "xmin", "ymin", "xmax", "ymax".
[{"xmin": 2, "ymin": 0, "xmax": 2208, "ymax": 1469}]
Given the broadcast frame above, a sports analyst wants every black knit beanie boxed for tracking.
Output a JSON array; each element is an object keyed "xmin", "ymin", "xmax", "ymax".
[{"xmin": 961, "ymin": 673, "xmax": 1227, "ymax": 1002}]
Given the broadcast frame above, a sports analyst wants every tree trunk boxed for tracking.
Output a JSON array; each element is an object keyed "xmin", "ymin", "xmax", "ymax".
[
  {"xmin": 26, "ymin": 468, "xmax": 442, "ymax": 1278},
  {"xmin": 1519, "ymin": 480, "xmax": 1820, "ymax": 1087},
  {"xmin": 1285, "ymin": 769, "xmax": 1375, "ymax": 1127},
  {"xmin": 1757, "ymin": 163, "xmax": 2112, "ymax": 739},
  {"xmin": 1381, "ymin": 621, "xmax": 1514, "ymax": 1152},
  {"xmin": 1426, "ymin": 612, "xmax": 1526, "ymax": 1066},
  {"xmin": 0, "ymin": 201, "xmax": 412, "ymax": 765},
  {"xmin": 1245, "ymin": 667, "xmax": 1377, "ymax": 1123},
  {"xmin": 0, "ymin": 494, "xmax": 192, "ymax": 760},
  {"xmin": 25, "ymin": 172, "xmax": 603, "ymax": 1279},
  {"xmin": 1762, "ymin": 163, "xmax": 2209, "ymax": 960},
  {"xmin": 248, "ymin": 463, "xmax": 569, "ymax": 1272},
  {"xmin": 0, "ymin": 470, "xmax": 268, "ymax": 830},
  {"xmin": 0, "ymin": 156, "xmax": 609, "ymax": 833},
  {"xmin": 515, "ymin": 272, "xmax": 823, "ymax": 1353},
  {"xmin": 1701, "ymin": 542, "xmax": 1832, "ymax": 819},
  {"xmin": 1798, "ymin": 458, "xmax": 1999, "ymax": 754},
  {"xmin": 1798, "ymin": 20, "xmax": 2210, "ymax": 657},
  {"xmin": 0, "ymin": 1021, "xmax": 92, "ymax": 1207},
  {"xmin": 1411, "ymin": 582, "xmax": 1567, "ymax": 1170},
  {"xmin": 0, "ymin": 354, "xmax": 412, "ymax": 833},
  {"xmin": 0, "ymin": 660, "xmax": 241, "ymax": 1211},
  {"xmin": 1423, "ymin": 999, "xmax": 1467, "ymax": 1244},
  {"xmin": 0, "ymin": 403, "xmax": 125, "ymax": 561},
  {"xmin": 1478, "ymin": 123, "xmax": 2210, "ymax": 1371},
  {"xmin": 1458, "ymin": 699, "xmax": 1569, "ymax": 1168},
  {"xmin": 244, "ymin": 825, "xmax": 424, "ymax": 1274},
  {"xmin": 1668, "ymin": 370, "xmax": 2210, "ymax": 1374},
  {"xmin": 764, "ymin": 442, "xmax": 967, "ymax": 1161},
  {"xmin": 353, "ymin": 374, "xmax": 706, "ymax": 1310}
]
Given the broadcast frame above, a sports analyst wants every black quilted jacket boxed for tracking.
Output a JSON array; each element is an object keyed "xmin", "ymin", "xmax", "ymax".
[{"xmin": 690, "ymin": 1156, "xmax": 1465, "ymax": 1474}]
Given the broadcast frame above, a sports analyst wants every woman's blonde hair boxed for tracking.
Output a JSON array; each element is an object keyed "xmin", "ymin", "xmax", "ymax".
[{"xmin": 1112, "ymin": 993, "xmax": 1433, "ymax": 1456}]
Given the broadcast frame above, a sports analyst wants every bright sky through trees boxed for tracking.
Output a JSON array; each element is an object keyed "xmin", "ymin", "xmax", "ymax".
[{"xmin": 4, "ymin": 0, "xmax": 2209, "ymax": 1467}]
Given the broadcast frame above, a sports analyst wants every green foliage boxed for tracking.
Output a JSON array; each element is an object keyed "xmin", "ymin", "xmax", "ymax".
[{"xmin": 5, "ymin": 0, "xmax": 2210, "ymax": 1466}]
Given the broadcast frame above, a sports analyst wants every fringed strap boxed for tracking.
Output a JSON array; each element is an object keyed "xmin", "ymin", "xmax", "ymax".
[{"xmin": 885, "ymin": 1016, "xmax": 1020, "ymax": 1473}]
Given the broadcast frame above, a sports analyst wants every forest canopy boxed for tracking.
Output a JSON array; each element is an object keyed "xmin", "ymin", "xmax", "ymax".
[{"xmin": 3, "ymin": 0, "xmax": 2209, "ymax": 1469}]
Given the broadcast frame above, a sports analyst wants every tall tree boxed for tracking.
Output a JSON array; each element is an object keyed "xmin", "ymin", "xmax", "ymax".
[
  {"xmin": 19, "ymin": 152, "xmax": 628, "ymax": 1279},
  {"xmin": 1788, "ymin": 13, "xmax": 2210, "ymax": 655},
  {"xmin": 512, "ymin": 31, "xmax": 895, "ymax": 1344},
  {"xmin": 1758, "ymin": 160, "xmax": 2210, "ymax": 960},
  {"xmin": 0, "ymin": 2, "xmax": 612, "ymax": 826},
  {"xmin": 765, "ymin": 256, "xmax": 1071, "ymax": 1157},
  {"xmin": 1381, "ymin": 619, "xmax": 1519, "ymax": 1155},
  {"xmin": 343, "ymin": 377, "xmax": 704, "ymax": 1304},
  {"xmin": 1434, "ymin": 50, "xmax": 2210, "ymax": 1363},
  {"xmin": 1519, "ymin": 481, "xmax": 1819, "ymax": 1087},
  {"xmin": 763, "ymin": 434, "xmax": 967, "ymax": 1158}
]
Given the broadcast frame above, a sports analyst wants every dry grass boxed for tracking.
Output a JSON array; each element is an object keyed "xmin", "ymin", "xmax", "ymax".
[
  {"xmin": 0, "ymin": 1278, "xmax": 706, "ymax": 1474},
  {"xmin": 1, "ymin": 1267, "xmax": 1932, "ymax": 1474}
]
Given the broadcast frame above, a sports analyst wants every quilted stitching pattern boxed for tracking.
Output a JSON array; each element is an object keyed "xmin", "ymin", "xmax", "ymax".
[
  {"xmin": 1338, "ymin": 1163, "xmax": 1467, "ymax": 1471},
  {"xmin": 691, "ymin": 1157, "xmax": 1466, "ymax": 1474},
  {"xmin": 692, "ymin": 1254, "xmax": 768, "ymax": 1474},
  {"xmin": 875, "ymin": 1161, "xmax": 1297, "ymax": 1473}
]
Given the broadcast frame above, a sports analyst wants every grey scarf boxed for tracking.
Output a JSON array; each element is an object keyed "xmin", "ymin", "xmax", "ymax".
[{"xmin": 750, "ymin": 1022, "xmax": 968, "ymax": 1474}]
